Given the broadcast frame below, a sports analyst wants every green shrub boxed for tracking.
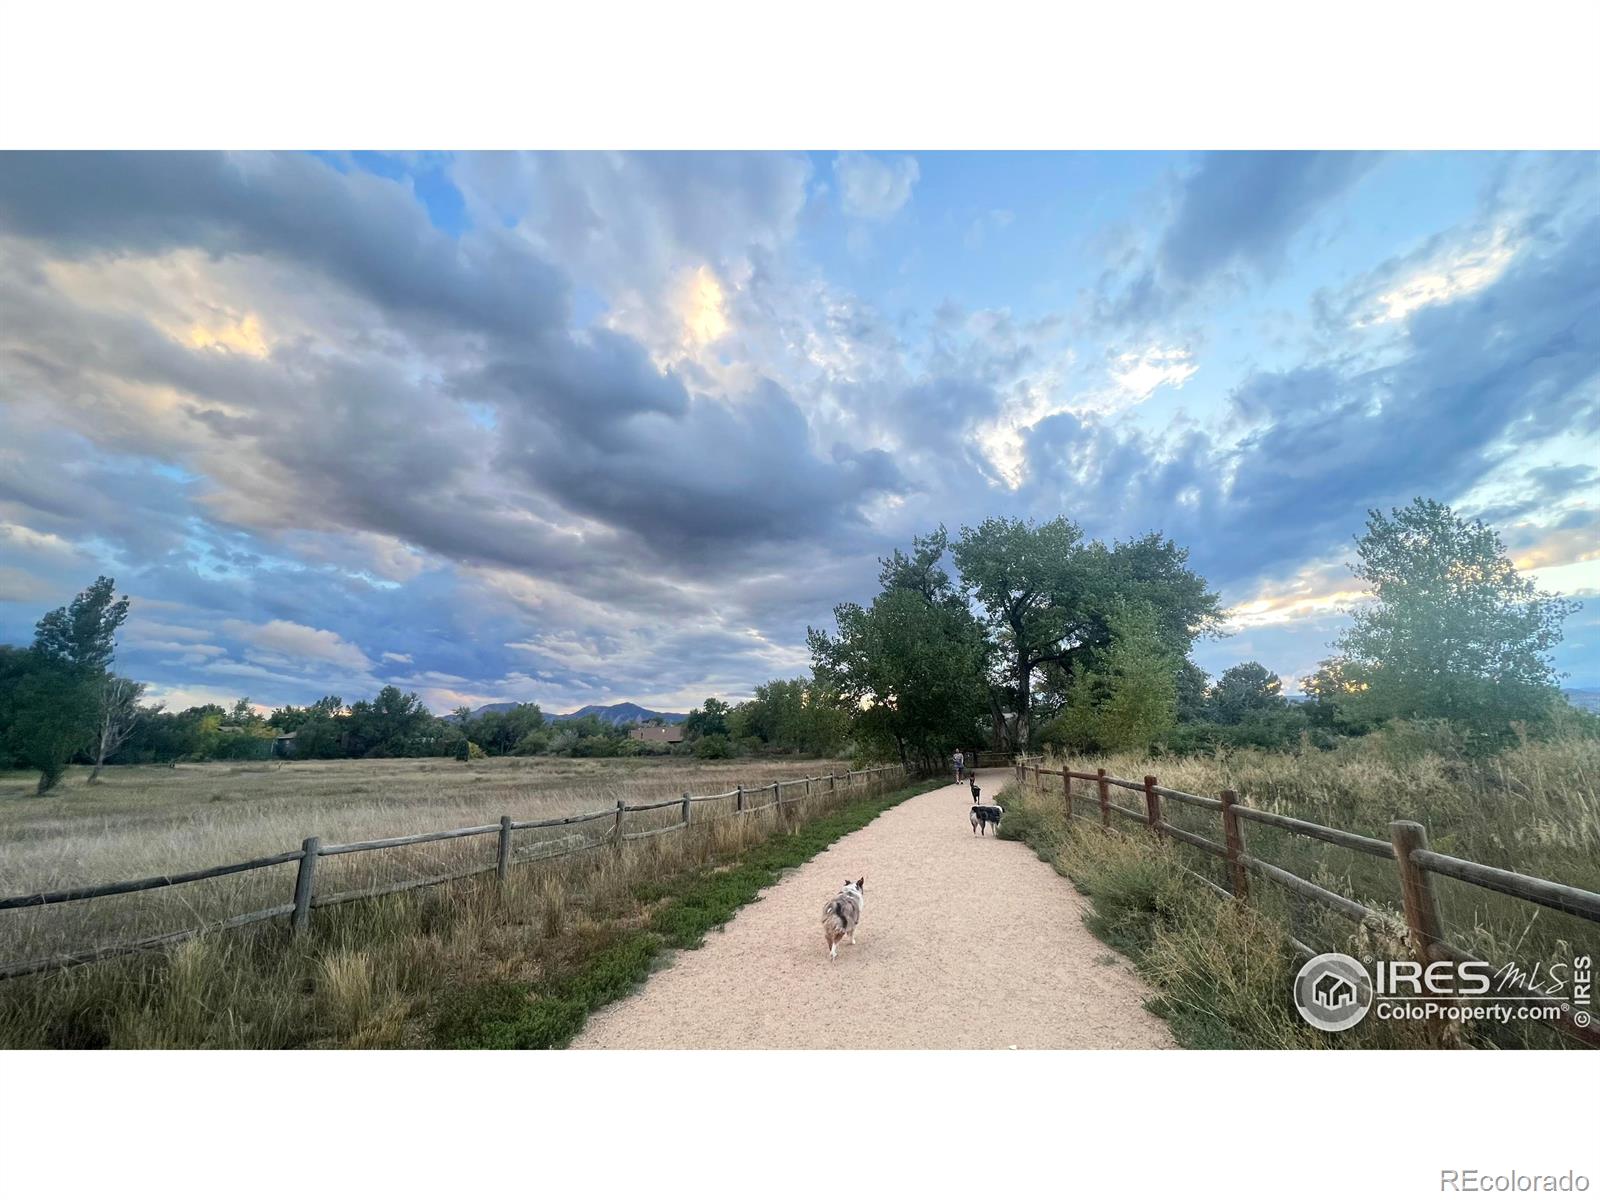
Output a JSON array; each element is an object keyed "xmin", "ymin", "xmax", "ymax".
[{"xmin": 693, "ymin": 733, "xmax": 733, "ymax": 759}]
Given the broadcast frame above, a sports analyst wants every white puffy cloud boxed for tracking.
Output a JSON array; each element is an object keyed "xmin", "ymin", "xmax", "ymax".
[
  {"xmin": 220, "ymin": 619, "xmax": 373, "ymax": 671},
  {"xmin": 833, "ymin": 152, "xmax": 920, "ymax": 219}
]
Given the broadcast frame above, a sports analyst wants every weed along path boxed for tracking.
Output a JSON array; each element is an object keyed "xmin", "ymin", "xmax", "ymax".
[{"xmin": 572, "ymin": 771, "xmax": 1177, "ymax": 1050}]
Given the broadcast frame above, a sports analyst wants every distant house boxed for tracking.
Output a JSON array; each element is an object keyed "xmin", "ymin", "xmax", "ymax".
[
  {"xmin": 629, "ymin": 724, "xmax": 684, "ymax": 745},
  {"xmin": 271, "ymin": 731, "xmax": 298, "ymax": 758}
]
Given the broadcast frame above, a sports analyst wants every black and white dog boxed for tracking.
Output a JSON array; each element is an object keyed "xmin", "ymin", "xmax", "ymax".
[{"xmin": 969, "ymin": 779, "xmax": 1003, "ymax": 836}]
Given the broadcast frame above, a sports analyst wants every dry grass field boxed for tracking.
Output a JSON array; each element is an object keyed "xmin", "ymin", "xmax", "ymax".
[
  {"xmin": 0, "ymin": 755, "xmax": 851, "ymax": 978},
  {"xmin": 1013, "ymin": 729, "xmax": 1600, "ymax": 1048}
]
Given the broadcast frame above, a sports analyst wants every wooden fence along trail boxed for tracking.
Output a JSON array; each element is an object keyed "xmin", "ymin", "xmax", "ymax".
[
  {"xmin": 1013, "ymin": 756, "xmax": 1600, "ymax": 1045},
  {"xmin": 0, "ymin": 765, "xmax": 908, "ymax": 981}
]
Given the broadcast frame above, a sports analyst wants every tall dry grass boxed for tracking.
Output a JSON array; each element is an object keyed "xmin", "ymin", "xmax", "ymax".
[
  {"xmin": 0, "ymin": 757, "xmax": 890, "ymax": 1048},
  {"xmin": 1019, "ymin": 728, "xmax": 1600, "ymax": 1048},
  {"xmin": 0, "ymin": 755, "xmax": 852, "ymax": 969}
]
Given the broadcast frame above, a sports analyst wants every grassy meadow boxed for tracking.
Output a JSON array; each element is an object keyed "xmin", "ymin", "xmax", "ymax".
[
  {"xmin": 1006, "ymin": 728, "xmax": 1600, "ymax": 1048},
  {"xmin": 0, "ymin": 754, "xmax": 864, "ymax": 1047}
]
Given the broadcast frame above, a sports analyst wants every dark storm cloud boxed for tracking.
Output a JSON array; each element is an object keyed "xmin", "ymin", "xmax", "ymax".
[
  {"xmin": 496, "ymin": 375, "xmax": 903, "ymax": 555},
  {"xmin": 461, "ymin": 326, "xmax": 691, "ymax": 443},
  {"xmin": 0, "ymin": 152, "xmax": 903, "ymax": 599},
  {"xmin": 0, "ymin": 152, "xmax": 569, "ymax": 339}
]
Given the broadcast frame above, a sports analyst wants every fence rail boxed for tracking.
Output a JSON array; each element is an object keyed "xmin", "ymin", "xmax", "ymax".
[
  {"xmin": 1013, "ymin": 759, "xmax": 1600, "ymax": 1047},
  {"xmin": 0, "ymin": 764, "xmax": 908, "ymax": 981}
]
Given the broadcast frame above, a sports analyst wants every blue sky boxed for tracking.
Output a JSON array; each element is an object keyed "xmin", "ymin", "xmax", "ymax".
[{"xmin": 0, "ymin": 150, "xmax": 1596, "ymax": 714}]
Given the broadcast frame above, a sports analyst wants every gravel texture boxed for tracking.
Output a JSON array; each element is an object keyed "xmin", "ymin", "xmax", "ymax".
[{"xmin": 572, "ymin": 771, "xmax": 1178, "ymax": 1050}]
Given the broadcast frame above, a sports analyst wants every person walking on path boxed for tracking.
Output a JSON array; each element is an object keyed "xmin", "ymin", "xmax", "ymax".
[{"xmin": 953, "ymin": 749, "xmax": 965, "ymax": 783}]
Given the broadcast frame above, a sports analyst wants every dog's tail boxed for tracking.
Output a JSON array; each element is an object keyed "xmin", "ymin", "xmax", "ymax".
[{"xmin": 822, "ymin": 899, "xmax": 847, "ymax": 946}]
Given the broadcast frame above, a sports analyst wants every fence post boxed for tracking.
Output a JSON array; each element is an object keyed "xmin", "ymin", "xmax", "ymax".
[
  {"xmin": 1143, "ymin": 775, "xmax": 1162, "ymax": 837},
  {"xmin": 1219, "ymin": 790, "xmax": 1247, "ymax": 899},
  {"xmin": 1096, "ymin": 768, "xmax": 1110, "ymax": 829},
  {"xmin": 681, "ymin": 791, "xmax": 691, "ymax": 828},
  {"xmin": 613, "ymin": 798, "xmax": 625, "ymax": 848},
  {"xmin": 829, "ymin": 772, "xmax": 836, "ymax": 793},
  {"xmin": 1061, "ymin": 766, "xmax": 1072, "ymax": 823},
  {"xmin": 1391, "ymin": 821, "xmax": 1445, "ymax": 962},
  {"xmin": 736, "ymin": 784, "xmax": 744, "ymax": 813},
  {"xmin": 1033, "ymin": 761, "xmax": 1041, "ymax": 790},
  {"xmin": 292, "ymin": 836, "xmax": 319, "ymax": 935},
  {"xmin": 496, "ymin": 815, "xmax": 513, "ymax": 883},
  {"xmin": 1392, "ymin": 820, "xmax": 1452, "ymax": 1046}
]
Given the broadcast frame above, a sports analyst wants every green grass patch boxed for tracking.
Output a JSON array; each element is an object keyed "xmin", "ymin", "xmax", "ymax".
[{"xmin": 434, "ymin": 779, "xmax": 941, "ymax": 1048}]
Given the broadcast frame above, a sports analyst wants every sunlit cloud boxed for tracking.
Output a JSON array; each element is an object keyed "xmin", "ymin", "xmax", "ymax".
[
  {"xmin": 0, "ymin": 522, "xmax": 77, "ymax": 556},
  {"xmin": 1223, "ymin": 561, "xmax": 1365, "ymax": 630},
  {"xmin": 682, "ymin": 265, "xmax": 730, "ymax": 346},
  {"xmin": 182, "ymin": 312, "xmax": 270, "ymax": 357},
  {"xmin": 1356, "ymin": 226, "xmax": 1519, "ymax": 327},
  {"xmin": 1109, "ymin": 346, "xmax": 1198, "ymax": 401}
]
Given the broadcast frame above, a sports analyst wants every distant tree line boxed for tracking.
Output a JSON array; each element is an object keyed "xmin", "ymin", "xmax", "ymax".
[
  {"xmin": 0, "ymin": 578, "xmax": 858, "ymax": 792},
  {"xmin": 807, "ymin": 499, "xmax": 1589, "ymax": 768},
  {"xmin": 2, "ymin": 498, "xmax": 1587, "ymax": 794}
]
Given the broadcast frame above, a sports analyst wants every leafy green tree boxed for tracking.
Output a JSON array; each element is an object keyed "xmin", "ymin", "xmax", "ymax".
[
  {"xmin": 346, "ymin": 686, "xmax": 437, "ymax": 756},
  {"xmin": 683, "ymin": 698, "xmax": 730, "ymax": 739},
  {"xmin": 0, "ymin": 647, "xmax": 98, "ymax": 792},
  {"xmin": 513, "ymin": 727, "xmax": 551, "ymax": 755},
  {"xmin": 292, "ymin": 711, "xmax": 347, "ymax": 759},
  {"xmin": 0, "ymin": 577, "xmax": 134, "ymax": 792},
  {"xmin": 31, "ymin": 576, "xmax": 130, "ymax": 671},
  {"xmin": 810, "ymin": 538, "xmax": 990, "ymax": 773},
  {"xmin": 1331, "ymin": 499, "xmax": 1578, "ymax": 735},
  {"xmin": 1210, "ymin": 662, "xmax": 1286, "ymax": 725},
  {"xmin": 269, "ymin": 695, "xmax": 343, "ymax": 734},
  {"xmin": 952, "ymin": 519, "xmax": 1219, "ymax": 749},
  {"xmin": 1174, "ymin": 659, "xmax": 1211, "ymax": 724},
  {"xmin": 730, "ymin": 678, "xmax": 848, "ymax": 755},
  {"xmin": 1052, "ymin": 600, "xmax": 1178, "ymax": 753}
]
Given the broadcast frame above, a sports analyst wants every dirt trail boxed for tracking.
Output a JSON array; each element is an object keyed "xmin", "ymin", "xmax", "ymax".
[{"xmin": 572, "ymin": 770, "xmax": 1177, "ymax": 1049}]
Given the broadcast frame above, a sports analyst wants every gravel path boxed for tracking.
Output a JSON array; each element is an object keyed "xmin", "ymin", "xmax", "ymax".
[{"xmin": 572, "ymin": 771, "xmax": 1177, "ymax": 1049}]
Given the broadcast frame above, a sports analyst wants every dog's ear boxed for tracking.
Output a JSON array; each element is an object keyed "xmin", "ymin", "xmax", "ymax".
[{"xmin": 856, "ymin": 877, "xmax": 864, "ymax": 890}]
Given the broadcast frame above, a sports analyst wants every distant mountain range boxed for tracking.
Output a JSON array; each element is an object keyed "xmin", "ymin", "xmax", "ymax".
[
  {"xmin": 449, "ymin": 700, "xmax": 688, "ymax": 726},
  {"xmin": 1565, "ymin": 688, "xmax": 1600, "ymax": 714}
]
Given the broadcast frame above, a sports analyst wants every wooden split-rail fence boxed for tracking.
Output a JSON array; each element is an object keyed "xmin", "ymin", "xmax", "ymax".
[
  {"xmin": 0, "ymin": 764, "xmax": 908, "ymax": 982},
  {"xmin": 1011, "ymin": 755, "xmax": 1600, "ymax": 1045}
]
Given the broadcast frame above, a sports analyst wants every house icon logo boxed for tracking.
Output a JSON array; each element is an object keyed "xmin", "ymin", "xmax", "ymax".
[{"xmin": 1294, "ymin": 952, "xmax": 1373, "ymax": 1032}]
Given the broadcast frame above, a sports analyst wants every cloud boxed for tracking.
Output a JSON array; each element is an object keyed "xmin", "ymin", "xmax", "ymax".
[
  {"xmin": 221, "ymin": 619, "xmax": 373, "ymax": 671},
  {"xmin": 0, "ymin": 152, "xmax": 570, "ymax": 341},
  {"xmin": 1158, "ymin": 152, "xmax": 1382, "ymax": 287},
  {"xmin": 0, "ymin": 566, "xmax": 55, "ymax": 604},
  {"xmin": 833, "ymin": 153, "xmax": 920, "ymax": 219},
  {"xmin": 1096, "ymin": 151, "xmax": 1383, "ymax": 326},
  {"xmin": 963, "ymin": 209, "xmax": 1014, "ymax": 251},
  {"xmin": 2, "ymin": 149, "xmax": 1596, "ymax": 710}
]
